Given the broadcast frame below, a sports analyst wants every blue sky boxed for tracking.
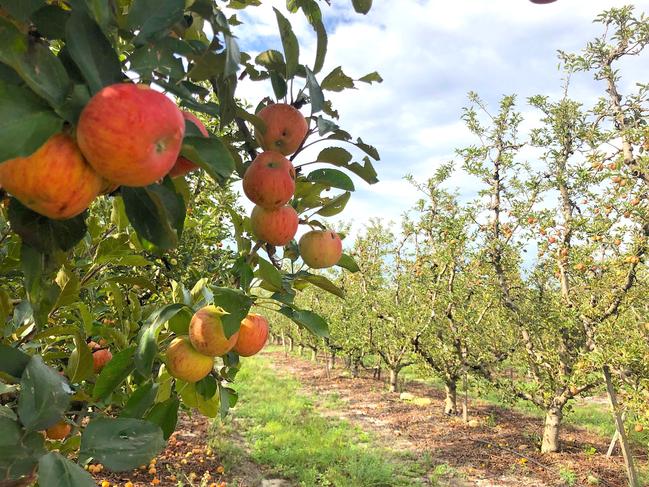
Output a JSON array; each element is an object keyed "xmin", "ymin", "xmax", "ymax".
[{"xmin": 230, "ymin": 0, "xmax": 649, "ymax": 240}]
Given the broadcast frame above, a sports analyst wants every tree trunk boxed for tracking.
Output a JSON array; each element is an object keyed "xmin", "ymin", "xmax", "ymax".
[
  {"xmin": 389, "ymin": 368, "xmax": 399, "ymax": 393},
  {"xmin": 287, "ymin": 336, "xmax": 294, "ymax": 353},
  {"xmin": 311, "ymin": 348, "xmax": 317, "ymax": 361},
  {"xmin": 462, "ymin": 373, "xmax": 468, "ymax": 422},
  {"xmin": 541, "ymin": 406, "xmax": 563, "ymax": 453},
  {"xmin": 373, "ymin": 365, "xmax": 381, "ymax": 380},
  {"xmin": 327, "ymin": 352, "xmax": 336, "ymax": 370},
  {"xmin": 298, "ymin": 345, "xmax": 304, "ymax": 356},
  {"xmin": 603, "ymin": 365, "xmax": 640, "ymax": 487},
  {"xmin": 352, "ymin": 359, "xmax": 360, "ymax": 378},
  {"xmin": 444, "ymin": 379, "xmax": 458, "ymax": 416}
]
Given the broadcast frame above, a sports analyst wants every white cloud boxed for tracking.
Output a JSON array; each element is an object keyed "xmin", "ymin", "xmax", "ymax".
[{"xmin": 229, "ymin": 0, "xmax": 649, "ymax": 246}]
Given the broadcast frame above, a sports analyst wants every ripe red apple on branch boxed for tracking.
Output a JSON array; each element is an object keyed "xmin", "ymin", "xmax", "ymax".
[
  {"xmin": 243, "ymin": 151, "xmax": 296, "ymax": 209},
  {"xmin": 165, "ymin": 336, "xmax": 215, "ymax": 383},
  {"xmin": 256, "ymin": 103, "xmax": 308, "ymax": 156},
  {"xmin": 233, "ymin": 314, "xmax": 270, "ymax": 357},
  {"xmin": 250, "ymin": 205, "xmax": 299, "ymax": 246},
  {"xmin": 169, "ymin": 111, "xmax": 210, "ymax": 178},
  {"xmin": 299, "ymin": 230, "xmax": 343, "ymax": 269},
  {"xmin": 189, "ymin": 305, "xmax": 239, "ymax": 356}
]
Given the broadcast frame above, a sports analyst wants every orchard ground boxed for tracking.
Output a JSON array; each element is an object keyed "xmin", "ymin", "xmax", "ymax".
[{"xmin": 92, "ymin": 347, "xmax": 647, "ymax": 487}]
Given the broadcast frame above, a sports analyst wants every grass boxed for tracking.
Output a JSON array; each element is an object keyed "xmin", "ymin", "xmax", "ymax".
[{"xmin": 209, "ymin": 354, "xmax": 444, "ymax": 487}]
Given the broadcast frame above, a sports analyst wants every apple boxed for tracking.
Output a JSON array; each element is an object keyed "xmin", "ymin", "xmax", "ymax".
[
  {"xmin": 92, "ymin": 349, "xmax": 112, "ymax": 373},
  {"xmin": 243, "ymin": 151, "xmax": 296, "ymax": 209},
  {"xmin": 45, "ymin": 420, "xmax": 71, "ymax": 440},
  {"xmin": 189, "ymin": 305, "xmax": 239, "ymax": 356},
  {"xmin": 250, "ymin": 205, "xmax": 298, "ymax": 246},
  {"xmin": 165, "ymin": 336, "xmax": 214, "ymax": 383},
  {"xmin": 0, "ymin": 133, "xmax": 103, "ymax": 219},
  {"xmin": 255, "ymin": 103, "xmax": 308, "ymax": 156},
  {"xmin": 76, "ymin": 83, "xmax": 185, "ymax": 187},
  {"xmin": 233, "ymin": 314, "xmax": 269, "ymax": 357},
  {"xmin": 168, "ymin": 111, "xmax": 209, "ymax": 178},
  {"xmin": 529, "ymin": 0, "xmax": 557, "ymax": 3},
  {"xmin": 299, "ymin": 230, "xmax": 343, "ymax": 269}
]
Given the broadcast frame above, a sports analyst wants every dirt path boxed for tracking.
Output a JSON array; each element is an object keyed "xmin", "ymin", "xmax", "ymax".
[{"xmin": 265, "ymin": 350, "xmax": 644, "ymax": 487}]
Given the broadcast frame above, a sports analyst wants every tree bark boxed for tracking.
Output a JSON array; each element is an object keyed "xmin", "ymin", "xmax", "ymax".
[
  {"xmin": 298, "ymin": 345, "xmax": 304, "ymax": 356},
  {"xmin": 541, "ymin": 406, "xmax": 563, "ymax": 453},
  {"xmin": 311, "ymin": 348, "xmax": 317, "ymax": 362},
  {"xmin": 389, "ymin": 368, "xmax": 399, "ymax": 393},
  {"xmin": 352, "ymin": 358, "xmax": 360, "ymax": 378},
  {"xmin": 327, "ymin": 352, "xmax": 336, "ymax": 370},
  {"xmin": 603, "ymin": 365, "xmax": 640, "ymax": 487},
  {"xmin": 462, "ymin": 373, "xmax": 468, "ymax": 422},
  {"xmin": 287, "ymin": 336, "xmax": 294, "ymax": 353},
  {"xmin": 444, "ymin": 379, "xmax": 458, "ymax": 415}
]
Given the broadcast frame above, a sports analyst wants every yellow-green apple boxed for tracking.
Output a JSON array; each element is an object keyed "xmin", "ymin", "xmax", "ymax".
[
  {"xmin": 299, "ymin": 230, "xmax": 343, "ymax": 269},
  {"xmin": 242, "ymin": 151, "xmax": 295, "ymax": 209},
  {"xmin": 92, "ymin": 349, "xmax": 112, "ymax": 373},
  {"xmin": 255, "ymin": 103, "xmax": 308, "ymax": 156},
  {"xmin": 165, "ymin": 336, "xmax": 214, "ymax": 383},
  {"xmin": 189, "ymin": 305, "xmax": 239, "ymax": 356},
  {"xmin": 0, "ymin": 133, "xmax": 103, "ymax": 219},
  {"xmin": 76, "ymin": 83, "xmax": 185, "ymax": 187},
  {"xmin": 168, "ymin": 111, "xmax": 209, "ymax": 178},
  {"xmin": 250, "ymin": 205, "xmax": 298, "ymax": 246},
  {"xmin": 45, "ymin": 420, "xmax": 71, "ymax": 440},
  {"xmin": 233, "ymin": 314, "xmax": 269, "ymax": 357}
]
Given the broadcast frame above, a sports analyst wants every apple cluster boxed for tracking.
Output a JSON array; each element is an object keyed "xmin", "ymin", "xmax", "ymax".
[
  {"xmin": 0, "ymin": 83, "xmax": 208, "ymax": 220},
  {"xmin": 165, "ymin": 306, "xmax": 269, "ymax": 383},
  {"xmin": 244, "ymin": 103, "xmax": 343, "ymax": 269}
]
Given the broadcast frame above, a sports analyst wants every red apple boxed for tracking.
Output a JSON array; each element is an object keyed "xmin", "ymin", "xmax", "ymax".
[
  {"xmin": 0, "ymin": 133, "xmax": 103, "ymax": 219},
  {"xmin": 299, "ymin": 230, "xmax": 343, "ymax": 269},
  {"xmin": 92, "ymin": 349, "xmax": 112, "ymax": 373},
  {"xmin": 233, "ymin": 314, "xmax": 269, "ymax": 357},
  {"xmin": 255, "ymin": 103, "xmax": 308, "ymax": 156},
  {"xmin": 189, "ymin": 305, "xmax": 239, "ymax": 357},
  {"xmin": 168, "ymin": 111, "xmax": 209, "ymax": 178},
  {"xmin": 76, "ymin": 83, "xmax": 185, "ymax": 187},
  {"xmin": 243, "ymin": 151, "xmax": 295, "ymax": 209},
  {"xmin": 250, "ymin": 205, "xmax": 298, "ymax": 246},
  {"xmin": 165, "ymin": 336, "xmax": 214, "ymax": 383}
]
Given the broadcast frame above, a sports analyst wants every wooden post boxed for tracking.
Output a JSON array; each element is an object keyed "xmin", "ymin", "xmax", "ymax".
[
  {"xmin": 606, "ymin": 411, "xmax": 627, "ymax": 458},
  {"xmin": 603, "ymin": 365, "xmax": 639, "ymax": 487}
]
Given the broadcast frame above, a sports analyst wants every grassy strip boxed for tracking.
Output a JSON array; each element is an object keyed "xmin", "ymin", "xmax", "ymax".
[{"xmin": 208, "ymin": 354, "xmax": 456, "ymax": 487}]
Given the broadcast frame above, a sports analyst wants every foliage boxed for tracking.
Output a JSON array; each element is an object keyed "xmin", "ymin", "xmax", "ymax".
[{"xmin": 0, "ymin": 0, "xmax": 380, "ymax": 483}]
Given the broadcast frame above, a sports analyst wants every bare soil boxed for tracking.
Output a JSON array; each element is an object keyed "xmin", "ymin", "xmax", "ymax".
[
  {"xmin": 94, "ymin": 349, "xmax": 646, "ymax": 487},
  {"xmin": 266, "ymin": 349, "xmax": 647, "ymax": 487}
]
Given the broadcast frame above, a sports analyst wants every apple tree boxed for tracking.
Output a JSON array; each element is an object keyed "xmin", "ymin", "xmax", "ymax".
[{"xmin": 0, "ymin": 0, "xmax": 380, "ymax": 485}]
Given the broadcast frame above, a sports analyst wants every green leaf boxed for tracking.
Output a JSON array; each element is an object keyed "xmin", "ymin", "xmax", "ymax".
[
  {"xmin": 122, "ymin": 180, "xmax": 186, "ymax": 251},
  {"xmin": 317, "ymin": 191, "xmax": 351, "ymax": 217},
  {"xmin": 255, "ymin": 49, "xmax": 286, "ymax": 73},
  {"xmin": 65, "ymin": 10, "xmax": 122, "ymax": 94},
  {"xmin": 195, "ymin": 375, "xmax": 217, "ymax": 399},
  {"xmin": 305, "ymin": 66, "xmax": 324, "ymax": 114},
  {"xmin": 8, "ymin": 199, "xmax": 87, "ymax": 253},
  {"xmin": 0, "ymin": 80, "xmax": 63, "ymax": 162},
  {"xmin": 128, "ymin": 0, "xmax": 185, "ymax": 45},
  {"xmin": 219, "ymin": 385, "xmax": 238, "ymax": 419},
  {"xmin": 180, "ymin": 136, "xmax": 236, "ymax": 184},
  {"xmin": 31, "ymin": 5, "xmax": 70, "ymax": 39},
  {"xmin": 121, "ymin": 382, "xmax": 159, "ymax": 419},
  {"xmin": 0, "ymin": 416, "xmax": 46, "ymax": 482},
  {"xmin": 79, "ymin": 417, "xmax": 165, "ymax": 471},
  {"xmin": 0, "ymin": 17, "xmax": 71, "ymax": 108},
  {"xmin": 144, "ymin": 398, "xmax": 179, "ymax": 440},
  {"xmin": 53, "ymin": 267, "xmax": 80, "ymax": 309},
  {"xmin": 0, "ymin": 0, "xmax": 45, "ymax": 21},
  {"xmin": 313, "ymin": 17, "xmax": 327, "ymax": 74},
  {"xmin": 316, "ymin": 116, "xmax": 337, "ymax": 136},
  {"xmin": 273, "ymin": 8, "xmax": 299, "ymax": 78},
  {"xmin": 321, "ymin": 66, "xmax": 354, "ymax": 92},
  {"xmin": 129, "ymin": 41, "xmax": 185, "ymax": 81},
  {"xmin": 317, "ymin": 147, "xmax": 352, "ymax": 165},
  {"xmin": 307, "ymin": 169, "xmax": 355, "ymax": 191},
  {"xmin": 354, "ymin": 138, "xmax": 380, "ymax": 160},
  {"xmin": 67, "ymin": 332, "xmax": 94, "ymax": 384},
  {"xmin": 38, "ymin": 452, "xmax": 94, "ymax": 487},
  {"xmin": 136, "ymin": 304, "xmax": 189, "ymax": 377},
  {"xmin": 297, "ymin": 272, "xmax": 345, "ymax": 298},
  {"xmin": 93, "ymin": 347, "xmax": 136, "ymax": 401},
  {"xmin": 0, "ymin": 344, "xmax": 30, "ymax": 378},
  {"xmin": 352, "ymin": 0, "xmax": 372, "ymax": 14},
  {"xmin": 176, "ymin": 381, "xmax": 220, "ymax": 417},
  {"xmin": 279, "ymin": 306, "xmax": 328, "ymax": 338},
  {"xmin": 270, "ymin": 71, "xmax": 287, "ymax": 100},
  {"xmin": 336, "ymin": 253, "xmax": 360, "ymax": 273},
  {"xmin": 18, "ymin": 356, "xmax": 72, "ymax": 431},
  {"xmin": 358, "ymin": 71, "xmax": 382, "ymax": 84},
  {"xmin": 211, "ymin": 287, "xmax": 253, "ymax": 338},
  {"xmin": 256, "ymin": 258, "xmax": 283, "ymax": 292}
]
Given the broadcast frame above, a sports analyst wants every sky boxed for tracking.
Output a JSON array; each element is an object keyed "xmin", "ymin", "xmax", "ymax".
[{"xmin": 230, "ymin": 0, "xmax": 649, "ymax": 240}]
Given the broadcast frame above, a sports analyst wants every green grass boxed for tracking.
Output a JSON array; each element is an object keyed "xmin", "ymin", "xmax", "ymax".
[{"xmin": 209, "ymin": 354, "xmax": 443, "ymax": 487}]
